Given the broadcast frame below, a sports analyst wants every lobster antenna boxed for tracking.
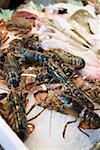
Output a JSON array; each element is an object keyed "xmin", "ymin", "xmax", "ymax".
[
  {"xmin": 27, "ymin": 107, "xmax": 46, "ymax": 122},
  {"xmin": 26, "ymin": 104, "xmax": 36, "ymax": 115}
]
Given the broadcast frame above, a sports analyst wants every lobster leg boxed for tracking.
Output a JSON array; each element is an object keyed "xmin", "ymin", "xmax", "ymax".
[
  {"xmin": 78, "ymin": 125, "xmax": 89, "ymax": 137},
  {"xmin": 27, "ymin": 108, "xmax": 46, "ymax": 122},
  {"xmin": 63, "ymin": 118, "xmax": 78, "ymax": 138}
]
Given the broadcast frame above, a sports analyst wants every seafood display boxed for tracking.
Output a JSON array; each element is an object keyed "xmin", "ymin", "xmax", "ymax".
[
  {"xmin": 0, "ymin": 0, "xmax": 100, "ymax": 150},
  {"xmin": 28, "ymin": 83, "xmax": 100, "ymax": 138}
]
